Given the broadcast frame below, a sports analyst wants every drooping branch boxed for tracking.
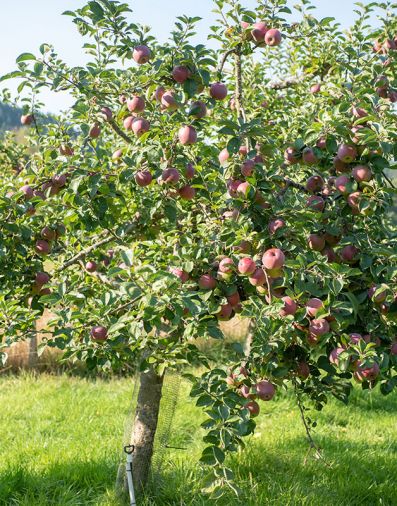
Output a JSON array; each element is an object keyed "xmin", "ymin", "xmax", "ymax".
[
  {"xmin": 382, "ymin": 171, "xmax": 396, "ymax": 189},
  {"xmin": 57, "ymin": 234, "xmax": 114, "ymax": 272},
  {"xmin": 109, "ymin": 118, "xmax": 134, "ymax": 144},
  {"xmin": 217, "ymin": 48, "xmax": 236, "ymax": 76}
]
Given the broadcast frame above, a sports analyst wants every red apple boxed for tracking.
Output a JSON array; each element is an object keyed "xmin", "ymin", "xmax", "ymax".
[
  {"xmin": 309, "ymin": 318, "xmax": 330, "ymax": 337},
  {"xmin": 238, "ymin": 257, "xmax": 256, "ymax": 276},
  {"xmin": 280, "ymin": 296, "xmax": 297, "ymax": 317},
  {"xmin": 306, "ymin": 175, "xmax": 324, "ymax": 193},
  {"xmin": 91, "ymin": 325, "xmax": 108, "ymax": 341},
  {"xmin": 85, "ymin": 260, "xmax": 97, "ymax": 272},
  {"xmin": 198, "ymin": 274, "xmax": 217, "ymax": 290},
  {"xmin": 179, "ymin": 185, "xmax": 196, "ymax": 200},
  {"xmin": 268, "ymin": 218, "xmax": 285, "ymax": 235},
  {"xmin": 284, "ymin": 146, "xmax": 300, "ymax": 164},
  {"xmin": 306, "ymin": 195, "xmax": 325, "ymax": 212},
  {"xmin": 35, "ymin": 272, "xmax": 50, "ymax": 286},
  {"xmin": 310, "ymin": 83, "xmax": 321, "ymax": 94},
  {"xmin": 340, "ymin": 245, "xmax": 359, "ymax": 263},
  {"xmin": 302, "ymin": 147, "xmax": 318, "ymax": 165},
  {"xmin": 241, "ymin": 159, "xmax": 255, "ymax": 177},
  {"xmin": 135, "ymin": 170, "xmax": 152, "ymax": 187},
  {"xmin": 308, "ymin": 234, "xmax": 325, "ymax": 251},
  {"xmin": 265, "ymin": 28, "xmax": 282, "ymax": 46},
  {"xmin": 89, "ymin": 123, "xmax": 101, "ymax": 138},
  {"xmin": 169, "ymin": 267, "xmax": 189, "ymax": 283},
  {"xmin": 216, "ymin": 303, "xmax": 233, "ymax": 321},
  {"xmin": 256, "ymin": 380, "xmax": 275, "ymax": 400},
  {"xmin": 21, "ymin": 114, "xmax": 34, "ymax": 126},
  {"xmin": 245, "ymin": 400, "xmax": 260, "ymax": 417},
  {"xmin": 162, "ymin": 168, "xmax": 180, "ymax": 184},
  {"xmin": 189, "ymin": 100, "xmax": 207, "ymax": 119},
  {"xmin": 262, "ymin": 248, "xmax": 285, "ymax": 270},
  {"xmin": 172, "ymin": 65, "xmax": 190, "ymax": 83},
  {"xmin": 352, "ymin": 165, "xmax": 372, "ymax": 182},
  {"xmin": 35, "ymin": 240, "xmax": 51, "ymax": 256},
  {"xmin": 161, "ymin": 91, "xmax": 179, "ymax": 111},
  {"xmin": 132, "ymin": 45, "xmax": 151, "ymax": 64},
  {"xmin": 127, "ymin": 96, "xmax": 145, "ymax": 113},
  {"xmin": 178, "ymin": 125, "xmax": 197, "ymax": 145},
  {"xmin": 306, "ymin": 298, "xmax": 323, "ymax": 317},
  {"xmin": 335, "ymin": 175, "xmax": 351, "ymax": 194},
  {"xmin": 249, "ymin": 268, "xmax": 266, "ymax": 286},
  {"xmin": 329, "ymin": 347, "xmax": 346, "ymax": 366},
  {"xmin": 219, "ymin": 148, "xmax": 230, "ymax": 165},
  {"xmin": 218, "ymin": 257, "xmax": 234, "ymax": 273},
  {"xmin": 337, "ymin": 144, "xmax": 357, "ymax": 163},
  {"xmin": 131, "ymin": 117, "xmax": 150, "ymax": 137},
  {"xmin": 210, "ymin": 82, "xmax": 227, "ymax": 100}
]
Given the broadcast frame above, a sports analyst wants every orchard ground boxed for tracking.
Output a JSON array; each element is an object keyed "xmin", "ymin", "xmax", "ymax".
[{"xmin": 1, "ymin": 372, "xmax": 396, "ymax": 506}]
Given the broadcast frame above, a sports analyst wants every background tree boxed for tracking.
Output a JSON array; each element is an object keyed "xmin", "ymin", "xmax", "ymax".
[{"xmin": 1, "ymin": 0, "xmax": 397, "ymax": 498}]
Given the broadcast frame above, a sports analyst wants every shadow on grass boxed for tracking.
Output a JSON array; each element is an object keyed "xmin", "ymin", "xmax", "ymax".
[{"xmin": 0, "ymin": 460, "xmax": 124, "ymax": 506}]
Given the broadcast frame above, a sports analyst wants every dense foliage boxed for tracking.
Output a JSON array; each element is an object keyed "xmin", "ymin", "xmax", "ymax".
[{"xmin": 1, "ymin": 0, "xmax": 397, "ymax": 495}]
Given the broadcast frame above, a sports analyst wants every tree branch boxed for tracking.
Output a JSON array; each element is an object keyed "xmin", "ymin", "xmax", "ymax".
[
  {"xmin": 57, "ymin": 234, "xmax": 114, "ymax": 272},
  {"xmin": 109, "ymin": 118, "xmax": 134, "ymax": 144},
  {"xmin": 217, "ymin": 48, "xmax": 236, "ymax": 76},
  {"xmin": 382, "ymin": 171, "xmax": 396, "ymax": 189}
]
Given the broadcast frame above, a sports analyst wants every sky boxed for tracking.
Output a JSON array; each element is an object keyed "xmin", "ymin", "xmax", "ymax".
[{"xmin": 0, "ymin": 0, "xmax": 377, "ymax": 112}]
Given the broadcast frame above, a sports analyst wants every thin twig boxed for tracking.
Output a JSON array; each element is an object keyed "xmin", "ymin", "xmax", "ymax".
[
  {"xmin": 382, "ymin": 171, "xmax": 396, "ymax": 189},
  {"xmin": 217, "ymin": 48, "xmax": 236, "ymax": 76},
  {"xmin": 109, "ymin": 119, "xmax": 134, "ymax": 144}
]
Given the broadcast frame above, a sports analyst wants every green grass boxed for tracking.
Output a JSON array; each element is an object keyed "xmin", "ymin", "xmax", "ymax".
[{"xmin": 0, "ymin": 373, "xmax": 396, "ymax": 505}]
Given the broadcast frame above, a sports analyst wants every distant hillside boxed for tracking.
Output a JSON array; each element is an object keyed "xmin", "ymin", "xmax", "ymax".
[{"xmin": 0, "ymin": 102, "xmax": 23, "ymax": 131}]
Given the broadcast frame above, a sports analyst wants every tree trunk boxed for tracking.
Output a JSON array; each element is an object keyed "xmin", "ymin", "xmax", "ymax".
[
  {"xmin": 130, "ymin": 367, "xmax": 164, "ymax": 492},
  {"xmin": 28, "ymin": 335, "xmax": 38, "ymax": 369}
]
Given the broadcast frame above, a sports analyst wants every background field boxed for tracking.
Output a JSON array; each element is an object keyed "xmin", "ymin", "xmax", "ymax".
[{"xmin": 1, "ymin": 372, "xmax": 396, "ymax": 506}]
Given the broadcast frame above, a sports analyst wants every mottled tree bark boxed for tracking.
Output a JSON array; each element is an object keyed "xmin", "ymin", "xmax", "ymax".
[{"xmin": 130, "ymin": 368, "xmax": 164, "ymax": 491}]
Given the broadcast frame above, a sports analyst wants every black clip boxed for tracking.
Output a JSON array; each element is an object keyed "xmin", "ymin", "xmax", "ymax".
[{"xmin": 124, "ymin": 444, "xmax": 135, "ymax": 454}]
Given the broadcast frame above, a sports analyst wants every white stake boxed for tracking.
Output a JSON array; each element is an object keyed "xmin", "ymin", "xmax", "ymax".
[{"xmin": 124, "ymin": 445, "xmax": 136, "ymax": 506}]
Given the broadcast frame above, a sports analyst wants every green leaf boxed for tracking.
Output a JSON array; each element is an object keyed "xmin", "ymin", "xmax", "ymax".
[{"xmin": 16, "ymin": 53, "xmax": 36, "ymax": 63}]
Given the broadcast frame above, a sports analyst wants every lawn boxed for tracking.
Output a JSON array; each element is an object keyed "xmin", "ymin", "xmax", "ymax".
[{"xmin": 0, "ymin": 372, "xmax": 396, "ymax": 506}]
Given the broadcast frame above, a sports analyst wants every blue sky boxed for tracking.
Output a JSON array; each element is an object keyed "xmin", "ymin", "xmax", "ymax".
[{"xmin": 1, "ymin": 0, "xmax": 376, "ymax": 112}]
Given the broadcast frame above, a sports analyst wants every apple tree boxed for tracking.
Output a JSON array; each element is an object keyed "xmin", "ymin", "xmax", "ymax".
[{"xmin": 1, "ymin": 0, "xmax": 397, "ymax": 497}]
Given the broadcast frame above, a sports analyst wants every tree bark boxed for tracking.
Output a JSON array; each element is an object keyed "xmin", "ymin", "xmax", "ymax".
[{"xmin": 130, "ymin": 367, "xmax": 164, "ymax": 492}]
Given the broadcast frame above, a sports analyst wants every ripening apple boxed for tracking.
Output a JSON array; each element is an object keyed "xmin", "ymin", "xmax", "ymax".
[
  {"xmin": 245, "ymin": 400, "xmax": 260, "ymax": 417},
  {"xmin": 238, "ymin": 257, "xmax": 256, "ymax": 276},
  {"xmin": 354, "ymin": 361, "xmax": 380, "ymax": 382},
  {"xmin": 185, "ymin": 163, "xmax": 195, "ymax": 179},
  {"xmin": 172, "ymin": 65, "xmax": 190, "ymax": 83},
  {"xmin": 210, "ymin": 82, "xmax": 227, "ymax": 100},
  {"xmin": 368, "ymin": 285, "xmax": 387, "ymax": 303},
  {"xmin": 35, "ymin": 272, "xmax": 50, "ymax": 286},
  {"xmin": 89, "ymin": 123, "xmax": 101, "ymax": 138},
  {"xmin": 302, "ymin": 147, "xmax": 318, "ymax": 165},
  {"xmin": 268, "ymin": 218, "xmax": 285, "ymax": 235},
  {"xmin": 352, "ymin": 106, "xmax": 367, "ymax": 118},
  {"xmin": 154, "ymin": 86, "xmax": 165, "ymax": 102},
  {"xmin": 306, "ymin": 195, "xmax": 325, "ymax": 212},
  {"xmin": 135, "ymin": 170, "xmax": 152, "ymax": 187},
  {"xmin": 123, "ymin": 116, "xmax": 134, "ymax": 130},
  {"xmin": 198, "ymin": 274, "xmax": 217, "ymax": 290},
  {"xmin": 41, "ymin": 226, "xmax": 56, "ymax": 241},
  {"xmin": 352, "ymin": 165, "xmax": 372, "ymax": 182},
  {"xmin": 251, "ymin": 21, "xmax": 267, "ymax": 45},
  {"xmin": 189, "ymin": 100, "xmax": 207, "ymax": 119},
  {"xmin": 280, "ymin": 296, "xmax": 297, "ymax": 317},
  {"xmin": 284, "ymin": 146, "xmax": 300, "ymax": 164},
  {"xmin": 391, "ymin": 342, "xmax": 397, "ymax": 355},
  {"xmin": 218, "ymin": 148, "xmax": 230, "ymax": 165},
  {"xmin": 132, "ymin": 117, "xmax": 150, "ymax": 137},
  {"xmin": 248, "ymin": 268, "xmax": 266, "ymax": 286},
  {"xmin": 341, "ymin": 245, "xmax": 359, "ymax": 263},
  {"xmin": 335, "ymin": 175, "xmax": 351, "ymax": 194},
  {"xmin": 216, "ymin": 303, "xmax": 233, "ymax": 321},
  {"xmin": 236, "ymin": 181, "xmax": 252, "ymax": 198},
  {"xmin": 347, "ymin": 192, "xmax": 361, "ymax": 213},
  {"xmin": 170, "ymin": 267, "xmax": 189, "ymax": 283},
  {"xmin": 337, "ymin": 144, "xmax": 357, "ymax": 163},
  {"xmin": 100, "ymin": 106, "xmax": 112, "ymax": 121},
  {"xmin": 179, "ymin": 185, "xmax": 196, "ymax": 200},
  {"xmin": 239, "ymin": 145, "xmax": 248, "ymax": 157},
  {"xmin": 329, "ymin": 347, "xmax": 345, "ymax": 366},
  {"xmin": 90, "ymin": 325, "xmax": 108, "ymax": 341},
  {"xmin": 310, "ymin": 83, "xmax": 321, "ymax": 94},
  {"xmin": 265, "ymin": 28, "xmax": 282, "ymax": 46},
  {"xmin": 85, "ymin": 260, "xmax": 97, "ymax": 273},
  {"xmin": 262, "ymin": 248, "xmax": 285, "ymax": 270},
  {"xmin": 21, "ymin": 114, "xmax": 34, "ymax": 126},
  {"xmin": 309, "ymin": 318, "xmax": 330, "ymax": 337},
  {"xmin": 322, "ymin": 246, "xmax": 338, "ymax": 263},
  {"xmin": 35, "ymin": 240, "xmax": 51, "ymax": 256},
  {"xmin": 59, "ymin": 144, "xmax": 74, "ymax": 156},
  {"xmin": 227, "ymin": 290, "xmax": 240, "ymax": 307},
  {"xmin": 241, "ymin": 159, "xmax": 255, "ymax": 177},
  {"xmin": 178, "ymin": 125, "xmax": 197, "ymax": 145},
  {"xmin": 112, "ymin": 149, "xmax": 123, "ymax": 161},
  {"xmin": 161, "ymin": 91, "xmax": 179, "ymax": 111},
  {"xmin": 21, "ymin": 185, "xmax": 34, "ymax": 199},
  {"xmin": 308, "ymin": 234, "xmax": 325, "ymax": 251},
  {"xmin": 296, "ymin": 361, "xmax": 310, "ymax": 379},
  {"xmin": 162, "ymin": 168, "xmax": 180, "ymax": 184},
  {"xmin": 306, "ymin": 298, "xmax": 323, "ymax": 317},
  {"xmin": 218, "ymin": 257, "xmax": 234, "ymax": 273},
  {"xmin": 240, "ymin": 384, "xmax": 256, "ymax": 399},
  {"xmin": 256, "ymin": 380, "xmax": 275, "ymax": 401},
  {"xmin": 306, "ymin": 175, "xmax": 324, "ymax": 193},
  {"xmin": 127, "ymin": 96, "xmax": 145, "ymax": 113},
  {"xmin": 132, "ymin": 45, "xmax": 151, "ymax": 64},
  {"xmin": 333, "ymin": 156, "xmax": 349, "ymax": 173}
]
